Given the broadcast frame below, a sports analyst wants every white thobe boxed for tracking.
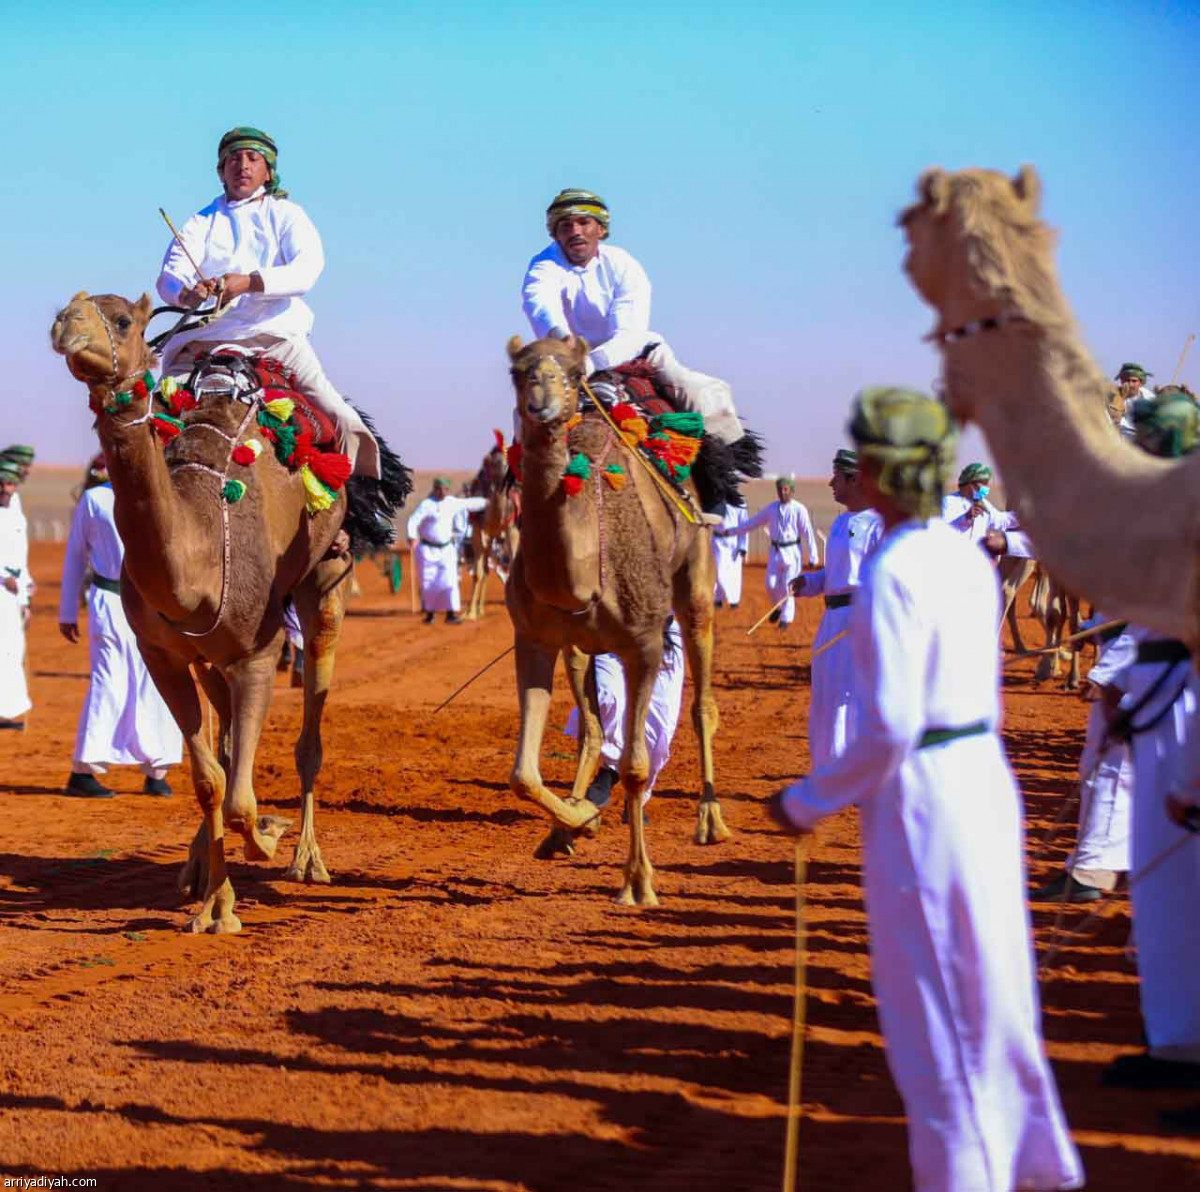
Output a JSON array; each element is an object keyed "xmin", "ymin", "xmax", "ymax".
[
  {"xmin": 521, "ymin": 242, "xmax": 743, "ymax": 443},
  {"xmin": 794, "ymin": 507, "xmax": 883, "ymax": 766},
  {"xmin": 406, "ymin": 495, "xmax": 487, "ymax": 613},
  {"xmin": 564, "ymin": 621, "xmax": 685, "ymax": 798},
  {"xmin": 156, "ymin": 187, "xmax": 378, "ymax": 477},
  {"xmin": 1114, "ymin": 626, "xmax": 1200, "ymax": 1060},
  {"xmin": 781, "ymin": 519, "xmax": 1082, "ymax": 1192},
  {"xmin": 1068, "ymin": 615, "xmax": 1133, "ymax": 881},
  {"xmin": 1119, "ymin": 386, "xmax": 1155, "ymax": 440},
  {"xmin": 0, "ymin": 504, "xmax": 32, "ymax": 720},
  {"xmin": 59, "ymin": 487, "xmax": 182, "ymax": 776},
  {"xmin": 712, "ymin": 504, "xmax": 749, "ymax": 605},
  {"xmin": 941, "ymin": 493, "xmax": 1020, "ymax": 546},
  {"xmin": 739, "ymin": 500, "xmax": 818, "ymax": 626}
]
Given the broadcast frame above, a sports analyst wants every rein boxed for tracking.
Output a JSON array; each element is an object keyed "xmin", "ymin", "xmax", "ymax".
[{"xmin": 933, "ymin": 312, "xmax": 1032, "ymax": 345}]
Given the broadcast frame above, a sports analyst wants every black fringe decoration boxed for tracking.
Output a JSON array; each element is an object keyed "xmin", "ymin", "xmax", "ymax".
[
  {"xmin": 342, "ymin": 407, "xmax": 414, "ymax": 554},
  {"xmin": 693, "ymin": 428, "xmax": 765, "ymax": 511}
]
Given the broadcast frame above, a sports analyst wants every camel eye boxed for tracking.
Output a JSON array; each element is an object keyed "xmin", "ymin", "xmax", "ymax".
[{"xmin": 115, "ymin": 315, "xmax": 133, "ymax": 332}]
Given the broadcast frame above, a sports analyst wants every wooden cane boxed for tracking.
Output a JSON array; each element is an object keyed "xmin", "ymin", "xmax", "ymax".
[
  {"xmin": 1002, "ymin": 618, "xmax": 1126, "ymax": 663},
  {"xmin": 409, "ymin": 545, "xmax": 418, "ymax": 614},
  {"xmin": 809, "ymin": 629, "xmax": 850, "ymax": 661},
  {"xmin": 1171, "ymin": 333, "xmax": 1196, "ymax": 385},
  {"xmin": 782, "ymin": 840, "xmax": 809, "ymax": 1192},
  {"xmin": 747, "ymin": 594, "xmax": 791, "ymax": 636}
]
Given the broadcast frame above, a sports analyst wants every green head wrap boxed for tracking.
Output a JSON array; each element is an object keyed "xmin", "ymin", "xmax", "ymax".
[
  {"xmin": 1131, "ymin": 386, "xmax": 1200, "ymax": 459},
  {"xmin": 848, "ymin": 387, "xmax": 957, "ymax": 519},
  {"xmin": 1116, "ymin": 362, "xmax": 1151, "ymax": 382},
  {"xmin": 2, "ymin": 445, "xmax": 35, "ymax": 462},
  {"xmin": 546, "ymin": 188, "xmax": 610, "ymax": 238},
  {"xmin": 957, "ymin": 462, "xmax": 992, "ymax": 487},
  {"xmin": 433, "ymin": 476, "xmax": 451, "ymax": 489},
  {"xmin": 218, "ymin": 126, "xmax": 287, "ymax": 198},
  {"xmin": 775, "ymin": 473, "xmax": 796, "ymax": 491},
  {"xmin": 832, "ymin": 449, "xmax": 859, "ymax": 475},
  {"xmin": 0, "ymin": 459, "xmax": 23, "ymax": 483}
]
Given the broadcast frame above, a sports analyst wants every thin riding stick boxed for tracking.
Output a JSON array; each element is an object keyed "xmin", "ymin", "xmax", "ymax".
[
  {"xmin": 409, "ymin": 547, "xmax": 418, "ymax": 614},
  {"xmin": 782, "ymin": 840, "xmax": 809, "ymax": 1192},
  {"xmin": 433, "ymin": 644, "xmax": 515, "ymax": 714},
  {"xmin": 809, "ymin": 629, "xmax": 849, "ymax": 661},
  {"xmin": 1171, "ymin": 333, "xmax": 1196, "ymax": 385},
  {"xmin": 747, "ymin": 594, "xmax": 791, "ymax": 636},
  {"xmin": 1002, "ymin": 618, "xmax": 1125, "ymax": 663},
  {"xmin": 159, "ymin": 208, "xmax": 210, "ymax": 283}
]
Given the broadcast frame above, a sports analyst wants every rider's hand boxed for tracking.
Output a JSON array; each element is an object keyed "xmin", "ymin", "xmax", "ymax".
[
  {"xmin": 969, "ymin": 500, "xmax": 987, "ymax": 519},
  {"xmin": 790, "ymin": 577, "xmax": 806, "ymax": 596},
  {"xmin": 218, "ymin": 273, "xmax": 262, "ymax": 300},
  {"xmin": 59, "ymin": 622, "xmax": 80, "ymax": 644},
  {"xmin": 178, "ymin": 279, "xmax": 220, "ymax": 308},
  {"xmin": 2, "ymin": 575, "xmax": 17, "ymax": 594},
  {"xmin": 982, "ymin": 530, "xmax": 1008, "ymax": 556}
]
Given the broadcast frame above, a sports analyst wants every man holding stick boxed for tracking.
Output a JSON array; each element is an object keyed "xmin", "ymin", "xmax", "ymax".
[{"xmin": 771, "ymin": 388, "xmax": 1082, "ymax": 1192}]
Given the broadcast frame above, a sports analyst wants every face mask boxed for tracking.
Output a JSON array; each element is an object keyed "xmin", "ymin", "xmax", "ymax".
[{"xmin": 973, "ymin": 485, "xmax": 990, "ymax": 500}]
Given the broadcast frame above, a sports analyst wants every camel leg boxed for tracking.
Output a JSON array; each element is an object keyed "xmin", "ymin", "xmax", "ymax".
[
  {"xmin": 223, "ymin": 646, "xmax": 293, "ymax": 864},
  {"xmin": 467, "ymin": 533, "xmax": 486, "ymax": 620},
  {"xmin": 676, "ymin": 563, "xmax": 728, "ymax": 845},
  {"xmin": 615, "ymin": 647, "xmax": 660, "ymax": 907},
  {"xmin": 510, "ymin": 635, "xmax": 600, "ymax": 832},
  {"xmin": 179, "ymin": 661, "xmax": 234, "ymax": 899},
  {"xmin": 284, "ymin": 564, "xmax": 346, "ymax": 883},
  {"xmin": 534, "ymin": 647, "xmax": 603, "ymax": 860},
  {"xmin": 139, "ymin": 647, "xmax": 239, "ymax": 933}
]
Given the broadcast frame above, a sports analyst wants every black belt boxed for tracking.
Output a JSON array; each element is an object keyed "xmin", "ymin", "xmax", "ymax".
[
  {"xmin": 420, "ymin": 538, "xmax": 450, "ymax": 549},
  {"xmin": 917, "ymin": 721, "xmax": 989, "ymax": 750},
  {"xmin": 92, "ymin": 574, "xmax": 121, "ymax": 594},
  {"xmin": 824, "ymin": 593, "xmax": 852, "ymax": 610},
  {"xmin": 771, "ymin": 539, "xmax": 800, "ymax": 549},
  {"xmin": 1098, "ymin": 621, "xmax": 1128, "ymax": 645},
  {"xmin": 1137, "ymin": 639, "xmax": 1190, "ymax": 665}
]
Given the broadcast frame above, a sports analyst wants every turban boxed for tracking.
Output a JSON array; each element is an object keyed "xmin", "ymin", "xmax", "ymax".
[
  {"xmin": 433, "ymin": 476, "xmax": 452, "ymax": 488},
  {"xmin": 775, "ymin": 473, "xmax": 796, "ymax": 490},
  {"xmin": 957, "ymin": 462, "xmax": 992, "ymax": 487},
  {"xmin": 218, "ymin": 126, "xmax": 287, "ymax": 197},
  {"xmin": 848, "ymin": 387, "xmax": 957, "ymax": 519},
  {"xmin": 0, "ymin": 459, "xmax": 23, "ymax": 482},
  {"xmin": 2, "ymin": 445, "xmax": 35, "ymax": 462},
  {"xmin": 832, "ymin": 448, "xmax": 859, "ymax": 474},
  {"xmin": 546, "ymin": 188, "xmax": 610, "ymax": 238},
  {"xmin": 1131, "ymin": 386, "xmax": 1199, "ymax": 459},
  {"xmin": 1115, "ymin": 362, "xmax": 1151, "ymax": 382}
]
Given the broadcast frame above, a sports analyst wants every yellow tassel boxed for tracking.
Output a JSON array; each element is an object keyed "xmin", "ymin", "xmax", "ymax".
[
  {"xmin": 603, "ymin": 470, "xmax": 627, "ymax": 491},
  {"xmin": 265, "ymin": 397, "xmax": 295, "ymax": 421},
  {"xmin": 243, "ymin": 438, "xmax": 264, "ymax": 458},
  {"xmin": 620, "ymin": 416, "xmax": 649, "ymax": 441},
  {"xmin": 566, "ymin": 413, "xmax": 583, "ymax": 431},
  {"xmin": 159, "ymin": 376, "xmax": 179, "ymax": 401},
  {"xmin": 300, "ymin": 464, "xmax": 335, "ymax": 512},
  {"xmin": 621, "ymin": 431, "xmax": 641, "ymax": 447}
]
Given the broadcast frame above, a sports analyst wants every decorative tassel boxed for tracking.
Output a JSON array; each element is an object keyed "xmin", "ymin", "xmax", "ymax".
[
  {"xmin": 562, "ymin": 452, "xmax": 591, "ymax": 498},
  {"xmin": 651, "ymin": 410, "xmax": 705, "ymax": 438},
  {"xmin": 619, "ymin": 415, "xmax": 649, "ymax": 442},
  {"xmin": 565, "ymin": 413, "xmax": 583, "ymax": 431},
  {"xmin": 507, "ymin": 443, "xmax": 523, "ymax": 477},
  {"xmin": 612, "ymin": 402, "xmax": 639, "ymax": 424},
  {"xmin": 222, "ymin": 479, "xmax": 247, "ymax": 503},
  {"xmin": 603, "ymin": 465, "xmax": 627, "ymax": 491},
  {"xmin": 562, "ymin": 474, "xmax": 585, "ymax": 498},
  {"xmin": 232, "ymin": 445, "xmax": 257, "ymax": 466},
  {"xmin": 493, "ymin": 428, "xmax": 505, "ymax": 452},
  {"xmin": 306, "ymin": 450, "xmax": 352, "ymax": 491},
  {"xmin": 152, "ymin": 413, "xmax": 183, "ymax": 443},
  {"xmin": 300, "ymin": 464, "xmax": 336, "ymax": 512},
  {"xmin": 264, "ymin": 396, "xmax": 295, "ymax": 422}
]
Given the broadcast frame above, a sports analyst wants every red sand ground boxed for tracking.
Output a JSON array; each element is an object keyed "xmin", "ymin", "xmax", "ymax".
[{"xmin": 1, "ymin": 543, "xmax": 1197, "ymax": 1190}]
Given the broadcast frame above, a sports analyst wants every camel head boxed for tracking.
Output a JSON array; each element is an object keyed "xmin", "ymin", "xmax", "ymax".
[
  {"xmin": 507, "ymin": 335, "xmax": 588, "ymax": 429},
  {"xmin": 899, "ymin": 165, "xmax": 1060, "ymax": 327},
  {"xmin": 50, "ymin": 291, "xmax": 156, "ymax": 391}
]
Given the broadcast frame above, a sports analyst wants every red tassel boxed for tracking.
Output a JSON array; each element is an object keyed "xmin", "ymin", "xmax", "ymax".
[
  {"xmin": 154, "ymin": 418, "xmax": 181, "ymax": 444},
  {"xmin": 507, "ymin": 443, "xmax": 523, "ymax": 473},
  {"xmin": 562, "ymin": 474, "xmax": 584, "ymax": 497},
  {"xmin": 132, "ymin": 378, "xmax": 149, "ymax": 401},
  {"xmin": 306, "ymin": 451, "xmax": 352, "ymax": 491},
  {"xmin": 612, "ymin": 402, "xmax": 639, "ymax": 424},
  {"xmin": 231, "ymin": 445, "xmax": 257, "ymax": 466},
  {"xmin": 493, "ymin": 428, "xmax": 505, "ymax": 452}
]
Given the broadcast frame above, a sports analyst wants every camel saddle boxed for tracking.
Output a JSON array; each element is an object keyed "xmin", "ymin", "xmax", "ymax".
[{"xmin": 588, "ymin": 359, "xmax": 676, "ymax": 420}]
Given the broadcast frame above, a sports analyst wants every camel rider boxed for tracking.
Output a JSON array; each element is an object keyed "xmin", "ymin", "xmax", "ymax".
[
  {"xmin": 522, "ymin": 188, "xmax": 744, "ymax": 445},
  {"xmin": 1115, "ymin": 362, "xmax": 1154, "ymax": 441},
  {"xmin": 156, "ymin": 126, "xmax": 380, "ymax": 478},
  {"xmin": 941, "ymin": 462, "xmax": 1019, "ymax": 547}
]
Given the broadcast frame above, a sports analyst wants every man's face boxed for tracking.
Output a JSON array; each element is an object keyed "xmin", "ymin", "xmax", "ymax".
[
  {"xmin": 829, "ymin": 469, "xmax": 852, "ymax": 505},
  {"xmin": 0, "ymin": 480, "xmax": 15, "ymax": 508},
  {"xmin": 432, "ymin": 482, "xmax": 447, "ymax": 501},
  {"xmin": 777, "ymin": 483, "xmax": 794, "ymax": 504},
  {"xmin": 1119, "ymin": 375, "xmax": 1143, "ymax": 399},
  {"xmin": 959, "ymin": 482, "xmax": 985, "ymax": 501},
  {"xmin": 555, "ymin": 215, "xmax": 605, "ymax": 266},
  {"xmin": 219, "ymin": 149, "xmax": 271, "ymax": 201}
]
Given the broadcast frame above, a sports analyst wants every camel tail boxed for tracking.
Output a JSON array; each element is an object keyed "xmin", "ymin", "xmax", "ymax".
[
  {"xmin": 693, "ymin": 427, "xmax": 766, "ymax": 510},
  {"xmin": 343, "ymin": 406, "xmax": 414, "ymax": 553}
]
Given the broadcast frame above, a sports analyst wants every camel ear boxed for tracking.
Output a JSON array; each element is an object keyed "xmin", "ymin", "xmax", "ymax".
[
  {"xmin": 506, "ymin": 335, "xmax": 524, "ymax": 362},
  {"xmin": 71, "ymin": 290, "xmax": 90, "ymax": 302},
  {"xmin": 1012, "ymin": 164, "xmax": 1041, "ymax": 212},
  {"xmin": 564, "ymin": 335, "xmax": 590, "ymax": 369},
  {"xmin": 133, "ymin": 293, "xmax": 154, "ymax": 327},
  {"xmin": 918, "ymin": 168, "xmax": 951, "ymax": 216}
]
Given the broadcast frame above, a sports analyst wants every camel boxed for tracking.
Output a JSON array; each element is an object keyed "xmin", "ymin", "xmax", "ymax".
[
  {"xmin": 465, "ymin": 435, "xmax": 519, "ymax": 620},
  {"xmin": 998, "ymin": 554, "xmax": 1036, "ymax": 653},
  {"xmin": 504, "ymin": 334, "xmax": 727, "ymax": 906},
  {"xmin": 1028, "ymin": 566, "xmax": 1083, "ymax": 688},
  {"xmin": 50, "ymin": 292, "xmax": 409, "ymax": 933},
  {"xmin": 900, "ymin": 166, "xmax": 1200, "ymax": 645}
]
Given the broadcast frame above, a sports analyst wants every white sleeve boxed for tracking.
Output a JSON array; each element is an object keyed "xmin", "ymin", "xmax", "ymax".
[
  {"xmin": 156, "ymin": 210, "xmax": 209, "ymax": 304},
  {"xmin": 781, "ymin": 567, "xmax": 926, "ymax": 825},
  {"xmin": 737, "ymin": 508, "xmax": 750, "ymax": 552},
  {"xmin": 1002, "ymin": 530, "xmax": 1034, "ymax": 558},
  {"xmin": 452, "ymin": 496, "xmax": 489, "ymax": 514},
  {"xmin": 257, "ymin": 204, "xmax": 325, "ymax": 297},
  {"xmin": 988, "ymin": 504, "xmax": 1020, "ymax": 532},
  {"xmin": 58, "ymin": 498, "xmax": 91, "ymax": 623},
  {"xmin": 1088, "ymin": 626, "xmax": 1135, "ymax": 687},
  {"xmin": 522, "ymin": 256, "xmax": 571, "ymax": 339},
  {"xmin": 406, "ymin": 502, "xmax": 425, "ymax": 540},
  {"xmin": 798, "ymin": 569, "xmax": 826, "ymax": 598},
  {"xmin": 586, "ymin": 256, "xmax": 653, "ymax": 372},
  {"xmin": 738, "ymin": 505, "xmax": 773, "ymax": 535},
  {"xmin": 800, "ymin": 505, "xmax": 819, "ymax": 566}
]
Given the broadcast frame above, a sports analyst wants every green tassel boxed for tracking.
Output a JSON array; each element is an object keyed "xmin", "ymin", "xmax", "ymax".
[
  {"xmin": 651, "ymin": 411, "xmax": 705, "ymax": 438},
  {"xmin": 114, "ymin": 391, "xmax": 132, "ymax": 407},
  {"xmin": 154, "ymin": 412, "xmax": 185, "ymax": 430},
  {"xmin": 564, "ymin": 452, "xmax": 592, "ymax": 479},
  {"xmin": 222, "ymin": 479, "xmax": 247, "ymax": 503},
  {"xmin": 604, "ymin": 464, "xmax": 625, "ymax": 476}
]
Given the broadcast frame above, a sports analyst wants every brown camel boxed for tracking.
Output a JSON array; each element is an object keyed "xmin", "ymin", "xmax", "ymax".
[
  {"xmin": 900, "ymin": 166, "xmax": 1200, "ymax": 644},
  {"xmin": 465, "ymin": 436, "xmax": 519, "ymax": 621},
  {"xmin": 1028, "ymin": 566, "xmax": 1083, "ymax": 689},
  {"xmin": 504, "ymin": 335, "xmax": 727, "ymax": 906},
  {"xmin": 998, "ymin": 553, "xmax": 1036, "ymax": 653},
  {"xmin": 50, "ymin": 291, "xmax": 407, "ymax": 933}
]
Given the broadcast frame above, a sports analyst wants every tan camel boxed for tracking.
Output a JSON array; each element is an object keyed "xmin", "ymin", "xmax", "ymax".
[
  {"xmin": 504, "ymin": 335, "xmax": 727, "ymax": 906},
  {"xmin": 900, "ymin": 166, "xmax": 1200, "ymax": 644},
  {"xmin": 998, "ymin": 554, "xmax": 1036, "ymax": 653},
  {"xmin": 465, "ymin": 437, "xmax": 519, "ymax": 621},
  {"xmin": 1028, "ymin": 566, "xmax": 1083, "ymax": 688},
  {"xmin": 50, "ymin": 291, "xmax": 405, "ymax": 933}
]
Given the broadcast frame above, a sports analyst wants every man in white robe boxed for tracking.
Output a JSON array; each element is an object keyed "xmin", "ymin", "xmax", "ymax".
[
  {"xmin": 0, "ymin": 459, "xmax": 32, "ymax": 728},
  {"xmin": 59, "ymin": 458, "xmax": 182, "ymax": 797},
  {"xmin": 406, "ymin": 478, "xmax": 486, "ymax": 624},
  {"xmin": 0, "ymin": 445, "xmax": 34, "ymax": 517},
  {"xmin": 773, "ymin": 388, "xmax": 1083, "ymax": 1192},
  {"xmin": 521, "ymin": 188, "xmax": 743, "ymax": 446},
  {"xmin": 1114, "ymin": 362, "xmax": 1155, "ymax": 440},
  {"xmin": 156, "ymin": 126, "xmax": 378, "ymax": 477},
  {"xmin": 711, "ymin": 502, "xmax": 749, "ymax": 608},
  {"xmin": 941, "ymin": 463, "xmax": 1019, "ymax": 545},
  {"xmin": 719, "ymin": 476, "xmax": 818, "ymax": 629},
  {"xmin": 1031, "ymin": 614, "xmax": 1134, "ymax": 901},
  {"xmin": 791, "ymin": 449, "xmax": 882, "ymax": 766}
]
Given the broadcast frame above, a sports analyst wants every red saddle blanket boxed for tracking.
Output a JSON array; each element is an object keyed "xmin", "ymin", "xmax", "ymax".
[{"xmin": 252, "ymin": 358, "xmax": 336, "ymax": 447}]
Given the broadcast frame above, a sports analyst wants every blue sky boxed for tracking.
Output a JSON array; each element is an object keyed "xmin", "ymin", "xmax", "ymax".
[{"xmin": 3, "ymin": 0, "xmax": 1197, "ymax": 475}]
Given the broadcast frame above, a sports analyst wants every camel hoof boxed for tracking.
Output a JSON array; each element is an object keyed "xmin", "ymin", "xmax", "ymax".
[
  {"xmin": 695, "ymin": 803, "xmax": 732, "ymax": 845},
  {"xmin": 244, "ymin": 815, "xmax": 293, "ymax": 862},
  {"xmin": 615, "ymin": 882, "xmax": 659, "ymax": 908},
  {"xmin": 534, "ymin": 825, "xmax": 577, "ymax": 860},
  {"xmin": 187, "ymin": 912, "xmax": 242, "ymax": 935},
  {"xmin": 284, "ymin": 842, "xmax": 331, "ymax": 884}
]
